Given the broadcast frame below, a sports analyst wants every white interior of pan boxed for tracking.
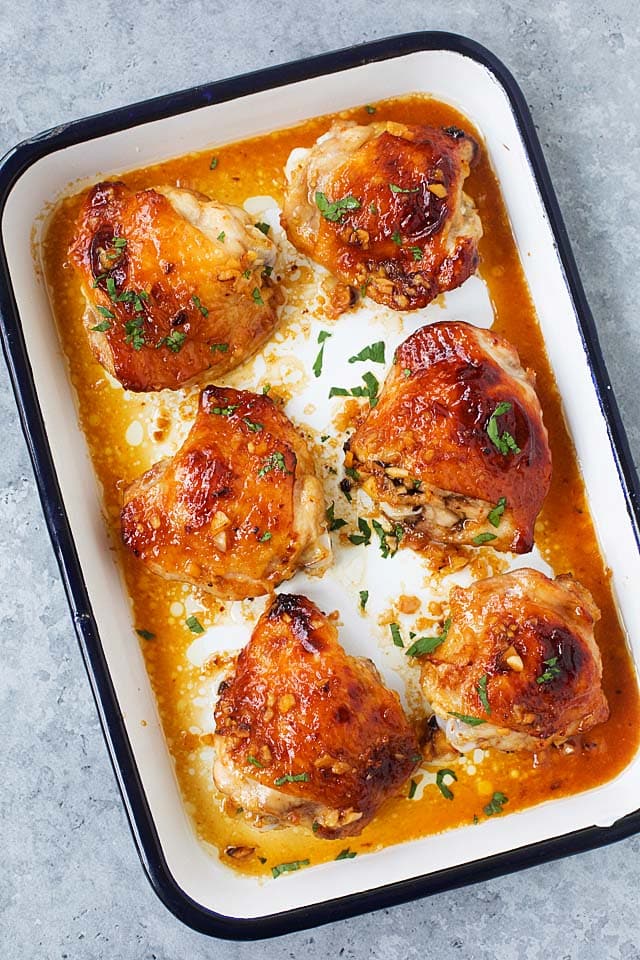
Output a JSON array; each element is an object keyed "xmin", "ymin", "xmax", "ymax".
[{"xmin": 4, "ymin": 47, "xmax": 640, "ymax": 921}]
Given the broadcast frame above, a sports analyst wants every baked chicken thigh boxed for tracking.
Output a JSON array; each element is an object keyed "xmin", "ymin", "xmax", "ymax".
[
  {"xmin": 420, "ymin": 568, "xmax": 609, "ymax": 753},
  {"xmin": 69, "ymin": 181, "xmax": 279, "ymax": 392},
  {"xmin": 345, "ymin": 321, "xmax": 552, "ymax": 553},
  {"xmin": 282, "ymin": 120, "xmax": 482, "ymax": 310},
  {"xmin": 121, "ymin": 387, "xmax": 327, "ymax": 599},
  {"xmin": 213, "ymin": 594, "xmax": 420, "ymax": 838}
]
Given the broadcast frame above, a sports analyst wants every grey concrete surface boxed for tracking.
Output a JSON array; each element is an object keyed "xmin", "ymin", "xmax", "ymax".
[{"xmin": 1, "ymin": 1, "xmax": 639, "ymax": 957}]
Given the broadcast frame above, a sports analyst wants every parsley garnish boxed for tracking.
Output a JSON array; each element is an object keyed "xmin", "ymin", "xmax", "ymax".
[
  {"xmin": 436, "ymin": 768, "xmax": 457, "ymax": 800},
  {"xmin": 91, "ymin": 320, "xmax": 111, "ymax": 332},
  {"xmin": 406, "ymin": 618, "xmax": 452, "ymax": 657},
  {"xmin": 209, "ymin": 156, "xmax": 218, "ymax": 170},
  {"xmin": 191, "ymin": 295, "xmax": 209, "ymax": 317},
  {"xmin": 326, "ymin": 502, "xmax": 347, "ymax": 532},
  {"xmin": 252, "ymin": 287, "xmax": 264, "ymax": 306},
  {"xmin": 403, "ymin": 368, "xmax": 411, "ymax": 377},
  {"xmin": 335, "ymin": 848, "xmax": 357, "ymax": 860},
  {"xmin": 329, "ymin": 371, "xmax": 379, "ymax": 407},
  {"xmin": 488, "ymin": 496, "xmax": 507, "ymax": 527},
  {"xmin": 315, "ymin": 191, "xmax": 361, "ymax": 223},
  {"xmin": 258, "ymin": 531, "xmax": 272, "ymax": 542},
  {"xmin": 410, "ymin": 246, "xmax": 423, "ymax": 261},
  {"xmin": 185, "ymin": 615, "xmax": 204, "ymax": 634},
  {"xmin": 262, "ymin": 265, "xmax": 273, "ymax": 278},
  {"xmin": 486, "ymin": 402, "xmax": 521, "ymax": 456},
  {"xmin": 271, "ymin": 859, "xmax": 309, "ymax": 879},
  {"xmin": 124, "ymin": 317, "xmax": 145, "ymax": 350},
  {"xmin": 365, "ymin": 104, "xmax": 376, "ymax": 114},
  {"xmin": 274, "ymin": 772, "xmax": 309, "ymax": 786},
  {"xmin": 477, "ymin": 674, "xmax": 491, "ymax": 713},
  {"xmin": 389, "ymin": 183, "xmax": 419, "ymax": 194},
  {"xmin": 484, "ymin": 792, "xmax": 508, "ymax": 816},
  {"xmin": 262, "ymin": 383, "xmax": 271, "ymax": 395},
  {"xmin": 536, "ymin": 656, "xmax": 561, "ymax": 684},
  {"xmin": 369, "ymin": 202, "xmax": 378, "ymax": 215},
  {"xmin": 217, "ymin": 231, "xmax": 225, "ymax": 241},
  {"xmin": 160, "ymin": 330, "xmax": 186, "ymax": 353},
  {"xmin": 242, "ymin": 268, "xmax": 251, "ymax": 279},
  {"xmin": 112, "ymin": 236, "xmax": 127, "ymax": 250},
  {"xmin": 211, "ymin": 404, "xmax": 239, "ymax": 416},
  {"xmin": 247, "ymin": 755, "xmax": 264, "ymax": 768},
  {"xmin": 242, "ymin": 417, "xmax": 263, "ymax": 432},
  {"xmin": 372, "ymin": 518, "xmax": 402, "ymax": 558},
  {"xmin": 359, "ymin": 590, "xmax": 369, "ymax": 611},
  {"xmin": 348, "ymin": 341, "xmax": 385, "ymax": 365},
  {"xmin": 136, "ymin": 629, "xmax": 155, "ymax": 641},
  {"xmin": 391, "ymin": 230, "xmax": 402, "ymax": 245},
  {"xmin": 344, "ymin": 466, "xmax": 361, "ymax": 482},
  {"xmin": 106, "ymin": 276, "xmax": 117, "ymax": 299},
  {"xmin": 258, "ymin": 451, "xmax": 290, "ymax": 478},
  {"xmin": 254, "ymin": 221, "xmax": 270, "ymax": 235},
  {"xmin": 312, "ymin": 330, "xmax": 332, "ymax": 378},
  {"xmin": 95, "ymin": 305, "xmax": 115, "ymax": 319},
  {"xmin": 390, "ymin": 623, "xmax": 404, "ymax": 648},
  {"xmin": 210, "ymin": 342, "xmax": 229, "ymax": 352},
  {"xmin": 408, "ymin": 778, "xmax": 418, "ymax": 799},
  {"xmin": 472, "ymin": 532, "xmax": 497, "ymax": 545},
  {"xmin": 348, "ymin": 517, "xmax": 371, "ymax": 546},
  {"xmin": 448, "ymin": 711, "xmax": 486, "ymax": 726}
]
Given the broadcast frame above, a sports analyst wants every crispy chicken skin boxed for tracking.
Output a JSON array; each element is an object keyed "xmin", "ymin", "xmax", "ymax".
[
  {"xmin": 213, "ymin": 594, "xmax": 420, "ymax": 838},
  {"xmin": 420, "ymin": 568, "xmax": 609, "ymax": 753},
  {"xmin": 68, "ymin": 181, "xmax": 279, "ymax": 392},
  {"xmin": 345, "ymin": 321, "xmax": 552, "ymax": 553},
  {"xmin": 282, "ymin": 120, "xmax": 482, "ymax": 310},
  {"xmin": 121, "ymin": 387, "xmax": 328, "ymax": 599}
]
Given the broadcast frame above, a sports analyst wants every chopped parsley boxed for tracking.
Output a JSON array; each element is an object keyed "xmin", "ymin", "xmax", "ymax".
[
  {"xmin": 406, "ymin": 618, "xmax": 452, "ymax": 658},
  {"xmin": 210, "ymin": 341, "xmax": 229, "ymax": 352},
  {"xmin": 217, "ymin": 231, "xmax": 225, "ymax": 241},
  {"xmin": 359, "ymin": 590, "xmax": 369, "ymax": 611},
  {"xmin": 105, "ymin": 276, "xmax": 117, "ymax": 299},
  {"xmin": 403, "ymin": 368, "xmax": 411, "ymax": 378},
  {"xmin": 135, "ymin": 629, "xmax": 155, "ymax": 641},
  {"xmin": 242, "ymin": 417, "xmax": 264, "ymax": 432},
  {"xmin": 242, "ymin": 268, "xmax": 251, "ymax": 279},
  {"xmin": 389, "ymin": 183, "xmax": 419, "ymax": 194},
  {"xmin": 488, "ymin": 496, "xmax": 507, "ymax": 527},
  {"xmin": 262, "ymin": 383, "xmax": 271, "ymax": 395},
  {"xmin": 247, "ymin": 755, "xmax": 264, "ymax": 768},
  {"xmin": 326, "ymin": 501, "xmax": 347, "ymax": 532},
  {"xmin": 329, "ymin": 371, "xmax": 379, "ymax": 407},
  {"xmin": 258, "ymin": 531, "xmax": 272, "ymax": 542},
  {"xmin": 112, "ymin": 236, "xmax": 127, "ymax": 250},
  {"xmin": 344, "ymin": 466, "xmax": 361, "ymax": 482},
  {"xmin": 410, "ymin": 246, "xmax": 423, "ymax": 261},
  {"xmin": 191, "ymin": 295, "xmax": 209, "ymax": 317},
  {"xmin": 258, "ymin": 451, "xmax": 290, "ymax": 478},
  {"xmin": 254, "ymin": 221, "xmax": 270, "ymax": 236},
  {"xmin": 271, "ymin": 859, "xmax": 310, "ymax": 879},
  {"xmin": 95, "ymin": 305, "xmax": 115, "ymax": 319},
  {"xmin": 536, "ymin": 656, "xmax": 562, "ymax": 684},
  {"xmin": 369, "ymin": 202, "xmax": 378, "ymax": 215},
  {"xmin": 436, "ymin": 768, "xmax": 457, "ymax": 800},
  {"xmin": 185, "ymin": 615, "xmax": 204, "ymax": 634},
  {"xmin": 274, "ymin": 772, "xmax": 309, "ymax": 786},
  {"xmin": 484, "ymin": 792, "xmax": 508, "ymax": 816},
  {"xmin": 372, "ymin": 518, "xmax": 402, "ymax": 558},
  {"xmin": 390, "ymin": 623, "xmax": 404, "ymax": 648},
  {"xmin": 209, "ymin": 156, "xmax": 218, "ymax": 170},
  {"xmin": 348, "ymin": 517, "xmax": 372, "ymax": 546},
  {"xmin": 448, "ymin": 711, "xmax": 486, "ymax": 726},
  {"xmin": 315, "ymin": 191, "xmax": 361, "ymax": 223},
  {"xmin": 335, "ymin": 848, "xmax": 357, "ymax": 860},
  {"xmin": 211, "ymin": 404, "xmax": 239, "ymax": 416},
  {"xmin": 262, "ymin": 265, "xmax": 273, "ymax": 278},
  {"xmin": 477, "ymin": 674, "xmax": 491, "ymax": 713},
  {"xmin": 124, "ymin": 317, "xmax": 145, "ymax": 350},
  {"xmin": 312, "ymin": 330, "xmax": 332, "ymax": 378},
  {"xmin": 391, "ymin": 230, "xmax": 402, "ymax": 245},
  {"xmin": 472, "ymin": 532, "xmax": 497, "ymax": 545},
  {"xmin": 348, "ymin": 340, "xmax": 385, "ymax": 365},
  {"xmin": 159, "ymin": 330, "xmax": 186, "ymax": 353},
  {"xmin": 408, "ymin": 778, "xmax": 418, "ymax": 799},
  {"xmin": 252, "ymin": 287, "xmax": 264, "ymax": 306},
  {"xmin": 91, "ymin": 320, "xmax": 111, "ymax": 332},
  {"xmin": 365, "ymin": 104, "xmax": 376, "ymax": 114},
  {"xmin": 486, "ymin": 402, "xmax": 521, "ymax": 456}
]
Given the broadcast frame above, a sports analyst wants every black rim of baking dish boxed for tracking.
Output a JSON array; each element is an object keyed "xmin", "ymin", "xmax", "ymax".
[{"xmin": 1, "ymin": 30, "xmax": 639, "ymax": 941}]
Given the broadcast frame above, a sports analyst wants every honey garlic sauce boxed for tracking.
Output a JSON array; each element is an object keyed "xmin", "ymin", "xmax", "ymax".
[{"xmin": 42, "ymin": 95, "xmax": 640, "ymax": 877}]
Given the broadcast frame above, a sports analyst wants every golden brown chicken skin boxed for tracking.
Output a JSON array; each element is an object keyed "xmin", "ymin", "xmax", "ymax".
[
  {"xmin": 121, "ymin": 387, "xmax": 328, "ymax": 600},
  {"xmin": 213, "ymin": 594, "xmax": 420, "ymax": 838},
  {"xmin": 68, "ymin": 181, "xmax": 279, "ymax": 392},
  {"xmin": 420, "ymin": 568, "xmax": 609, "ymax": 753},
  {"xmin": 345, "ymin": 321, "xmax": 552, "ymax": 553},
  {"xmin": 282, "ymin": 120, "xmax": 482, "ymax": 311}
]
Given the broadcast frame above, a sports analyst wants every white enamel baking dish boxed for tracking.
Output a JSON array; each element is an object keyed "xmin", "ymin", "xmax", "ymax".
[{"xmin": 1, "ymin": 32, "xmax": 639, "ymax": 939}]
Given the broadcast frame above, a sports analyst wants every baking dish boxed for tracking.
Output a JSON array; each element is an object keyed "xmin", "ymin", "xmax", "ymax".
[{"xmin": 2, "ymin": 31, "xmax": 640, "ymax": 939}]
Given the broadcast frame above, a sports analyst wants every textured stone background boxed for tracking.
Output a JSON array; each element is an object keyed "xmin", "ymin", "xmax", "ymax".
[{"xmin": 2, "ymin": 1, "xmax": 640, "ymax": 957}]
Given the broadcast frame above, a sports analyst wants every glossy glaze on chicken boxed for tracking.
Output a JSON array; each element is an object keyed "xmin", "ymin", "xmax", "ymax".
[
  {"xmin": 121, "ymin": 387, "xmax": 328, "ymax": 599},
  {"xmin": 213, "ymin": 594, "xmax": 420, "ymax": 838},
  {"xmin": 69, "ymin": 181, "xmax": 280, "ymax": 391},
  {"xmin": 282, "ymin": 120, "xmax": 482, "ymax": 310},
  {"xmin": 420, "ymin": 568, "xmax": 609, "ymax": 753},
  {"xmin": 345, "ymin": 321, "xmax": 552, "ymax": 553}
]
